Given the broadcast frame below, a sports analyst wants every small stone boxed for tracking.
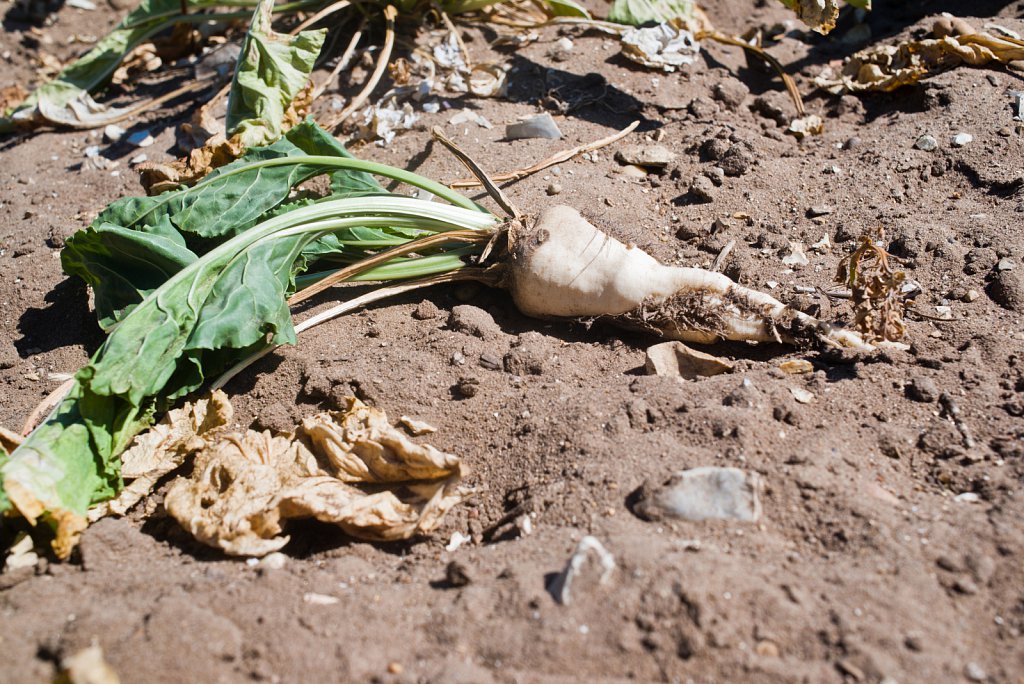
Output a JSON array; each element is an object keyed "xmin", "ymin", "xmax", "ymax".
[
  {"xmin": 711, "ymin": 79, "xmax": 749, "ymax": 109},
  {"xmin": 964, "ymin": 662, "xmax": 986, "ymax": 682},
  {"xmin": 84, "ymin": 145, "xmax": 101, "ymax": 158},
  {"xmin": 903, "ymin": 633, "xmax": 924, "ymax": 652},
  {"xmin": 635, "ymin": 467, "xmax": 762, "ymax": 522},
  {"xmin": 455, "ymin": 376, "xmax": 480, "ymax": 398},
  {"xmin": 842, "ymin": 136, "xmax": 861, "ymax": 150},
  {"xmin": 546, "ymin": 182, "xmax": 562, "ymax": 196},
  {"xmin": 963, "ymin": 289, "xmax": 980, "ymax": 302},
  {"xmin": 445, "ymin": 561, "xmax": 471, "ymax": 587},
  {"xmin": 258, "ymin": 552, "xmax": 288, "ymax": 571},
  {"xmin": 615, "ymin": 144, "xmax": 676, "ymax": 169},
  {"xmin": 953, "ymin": 577, "xmax": 979, "ymax": 595},
  {"xmin": 129, "ymin": 153, "xmax": 147, "ymax": 165},
  {"xmin": 645, "ymin": 341, "xmax": 733, "ymax": 379},
  {"xmin": 688, "ymin": 96, "xmax": 718, "ymax": 119},
  {"xmin": 906, "ymin": 376, "xmax": 940, "ymax": 403},
  {"xmin": 998, "ymin": 126, "xmax": 1013, "ymax": 137},
  {"xmin": 780, "ymin": 359, "xmax": 813, "ymax": 374},
  {"xmin": 689, "ymin": 175, "xmax": 716, "ymax": 203},
  {"xmin": 718, "ymin": 144, "xmax": 755, "ymax": 177},
  {"xmin": 755, "ymin": 640, "xmax": 780, "ymax": 657},
  {"xmin": 700, "ymin": 137, "xmax": 730, "ymax": 161},
  {"xmin": 807, "ymin": 205, "xmax": 833, "ymax": 217},
  {"xmin": 704, "ymin": 166, "xmax": 725, "ymax": 186},
  {"xmin": 387, "ymin": 662, "xmax": 404, "ymax": 675},
  {"xmin": 103, "ymin": 124, "xmax": 125, "ymax": 142},
  {"xmin": 996, "ymin": 257, "xmax": 1015, "ymax": 271},
  {"xmin": 914, "ymin": 134, "xmax": 938, "ymax": 151},
  {"xmin": 988, "ymin": 270, "xmax": 1024, "ymax": 311},
  {"xmin": 448, "ymin": 305, "xmax": 499, "ymax": 338},
  {"xmin": 126, "ymin": 130, "xmax": 155, "ymax": 148},
  {"xmin": 412, "ymin": 299, "xmax": 439, "ymax": 320},
  {"xmin": 478, "ymin": 352, "xmax": 502, "ymax": 370},
  {"xmin": 951, "ymin": 132, "xmax": 973, "ymax": 148}
]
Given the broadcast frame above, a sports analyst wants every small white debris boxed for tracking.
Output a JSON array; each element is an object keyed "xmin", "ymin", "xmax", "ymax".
[
  {"xmin": 84, "ymin": 145, "xmax": 101, "ymax": 158},
  {"xmin": 935, "ymin": 305, "xmax": 953, "ymax": 320},
  {"xmin": 126, "ymin": 130, "xmax": 154, "ymax": 148},
  {"xmin": 445, "ymin": 531, "xmax": 471, "ymax": 552},
  {"xmin": 789, "ymin": 386, "xmax": 815, "ymax": 404},
  {"xmin": 954, "ymin": 492, "xmax": 980, "ymax": 503},
  {"xmin": 951, "ymin": 133, "xmax": 973, "ymax": 148},
  {"xmin": 303, "ymin": 592, "xmax": 340, "ymax": 606},
  {"xmin": 448, "ymin": 108, "xmax": 492, "ymax": 129},
  {"xmin": 3, "ymin": 534, "xmax": 38, "ymax": 571},
  {"xmin": 811, "ymin": 234, "xmax": 831, "ymax": 253},
  {"xmin": 506, "ymin": 113, "xmax": 562, "ymax": 140},
  {"xmin": 129, "ymin": 153, "xmax": 148, "ymax": 165},
  {"xmin": 103, "ymin": 124, "xmax": 125, "ymax": 142},
  {"xmin": 421, "ymin": 100, "xmax": 440, "ymax": 114},
  {"xmin": 782, "ymin": 241, "xmax": 809, "ymax": 267},
  {"xmin": 548, "ymin": 536, "xmax": 616, "ymax": 606},
  {"xmin": 259, "ymin": 552, "xmax": 288, "ymax": 570},
  {"xmin": 636, "ymin": 467, "xmax": 763, "ymax": 523},
  {"xmin": 621, "ymin": 21, "xmax": 700, "ymax": 72},
  {"xmin": 554, "ymin": 37, "xmax": 574, "ymax": 52},
  {"xmin": 68, "ymin": 0, "xmax": 97, "ymax": 9}
]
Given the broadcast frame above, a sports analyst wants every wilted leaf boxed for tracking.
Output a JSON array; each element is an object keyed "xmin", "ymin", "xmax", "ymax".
[
  {"xmin": 778, "ymin": 0, "xmax": 840, "ymax": 35},
  {"xmin": 164, "ymin": 398, "xmax": 470, "ymax": 556},
  {"xmin": 816, "ymin": 26, "xmax": 1024, "ymax": 93},
  {"xmin": 87, "ymin": 391, "xmax": 232, "ymax": 521},
  {"xmin": 226, "ymin": 0, "xmax": 326, "ymax": 148}
]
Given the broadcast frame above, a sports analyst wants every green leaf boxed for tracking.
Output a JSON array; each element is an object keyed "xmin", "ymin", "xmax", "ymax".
[
  {"xmin": 63, "ymin": 120, "xmax": 387, "ymax": 330},
  {"xmin": 0, "ymin": 0, "xmax": 251, "ymax": 132},
  {"xmin": 608, "ymin": 0, "xmax": 694, "ymax": 25},
  {"xmin": 227, "ymin": 0, "xmax": 326, "ymax": 148},
  {"xmin": 542, "ymin": 0, "xmax": 591, "ymax": 18},
  {"xmin": 2, "ymin": 192, "xmax": 496, "ymax": 555}
]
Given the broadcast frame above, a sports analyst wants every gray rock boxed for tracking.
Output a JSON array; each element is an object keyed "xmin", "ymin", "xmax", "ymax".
[
  {"xmin": 906, "ymin": 376, "xmax": 939, "ymax": 403},
  {"xmin": 988, "ymin": 270, "xmax": 1024, "ymax": 311},
  {"xmin": 807, "ymin": 205, "xmax": 834, "ymax": 217},
  {"xmin": 997, "ymin": 257, "xmax": 1016, "ymax": 271},
  {"xmin": 718, "ymin": 144, "xmax": 755, "ymax": 177},
  {"xmin": 914, "ymin": 134, "xmax": 938, "ymax": 151},
  {"xmin": 689, "ymin": 175, "xmax": 716, "ymax": 203},
  {"xmin": 635, "ymin": 467, "xmax": 763, "ymax": 522},
  {"xmin": 964, "ymin": 662, "xmax": 986, "ymax": 682},
  {"xmin": 615, "ymin": 143, "xmax": 676, "ymax": 169},
  {"xmin": 412, "ymin": 299, "xmax": 439, "ymax": 320},
  {"xmin": 506, "ymin": 113, "xmax": 562, "ymax": 140},
  {"xmin": 448, "ymin": 305, "xmax": 499, "ymax": 338},
  {"xmin": 546, "ymin": 182, "xmax": 562, "ymax": 196},
  {"xmin": 700, "ymin": 137, "xmax": 730, "ymax": 161},
  {"xmin": 712, "ymin": 79, "xmax": 750, "ymax": 109}
]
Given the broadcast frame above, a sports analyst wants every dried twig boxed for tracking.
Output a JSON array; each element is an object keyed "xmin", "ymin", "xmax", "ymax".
[
  {"xmin": 432, "ymin": 126, "xmax": 521, "ymax": 219},
  {"xmin": 448, "ymin": 120, "xmax": 640, "ymax": 189},
  {"xmin": 698, "ymin": 30, "xmax": 805, "ymax": 116},
  {"xmin": 313, "ymin": 17, "xmax": 366, "ymax": 99},
  {"xmin": 323, "ymin": 4, "xmax": 397, "ymax": 130},
  {"xmin": 289, "ymin": 0, "xmax": 353, "ymax": 34}
]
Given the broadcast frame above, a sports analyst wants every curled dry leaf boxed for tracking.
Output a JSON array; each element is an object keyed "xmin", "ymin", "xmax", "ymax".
[
  {"xmin": 164, "ymin": 397, "xmax": 470, "ymax": 556},
  {"xmin": 816, "ymin": 22, "xmax": 1024, "ymax": 93},
  {"xmin": 87, "ymin": 391, "xmax": 232, "ymax": 521},
  {"xmin": 779, "ymin": 0, "xmax": 840, "ymax": 35},
  {"xmin": 621, "ymin": 19, "xmax": 702, "ymax": 72}
]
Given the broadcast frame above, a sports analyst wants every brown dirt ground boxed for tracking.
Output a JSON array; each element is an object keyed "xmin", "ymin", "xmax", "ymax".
[{"xmin": 2, "ymin": 0, "xmax": 1024, "ymax": 682}]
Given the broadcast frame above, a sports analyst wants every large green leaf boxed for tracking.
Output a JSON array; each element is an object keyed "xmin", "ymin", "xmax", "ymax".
[
  {"xmin": 63, "ymin": 120, "xmax": 383, "ymax": 330},
  {"xmin": 227, "ymin": 0, "xmax": 326, "ymax": 147},
  {"xmin": 608, "ymin": 0, "xmax": 694, "ymax": 25}
]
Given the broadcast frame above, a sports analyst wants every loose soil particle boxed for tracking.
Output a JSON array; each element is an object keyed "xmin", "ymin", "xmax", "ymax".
[{"xmin": 2, "ymin": 2, "xmax": 1024, "ymax": 683}]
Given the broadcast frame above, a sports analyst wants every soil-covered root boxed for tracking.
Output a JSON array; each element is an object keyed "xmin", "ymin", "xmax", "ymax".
[{"xmin": 505, "ymin": 205, "xmax": 871, "ymax": 350}]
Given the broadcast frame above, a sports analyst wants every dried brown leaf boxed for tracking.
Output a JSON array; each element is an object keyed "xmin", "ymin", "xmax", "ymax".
[
  {"xmin": 816, "ymin": 30, "xmax": 1024, "ymax": 93},
  {"xmin": 164, "ymin": 398, "xmax": 470, "ymax": 556},
  {"xmin": 87, "ymin": 391, "xmax": 232, "ymax": 521}
]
